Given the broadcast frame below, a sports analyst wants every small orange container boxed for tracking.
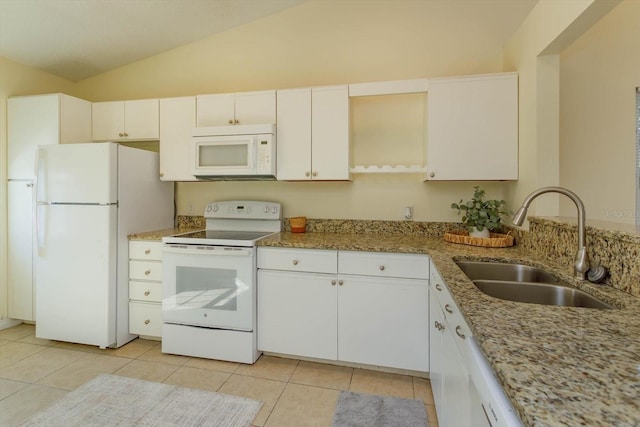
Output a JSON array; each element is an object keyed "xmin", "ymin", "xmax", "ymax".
[{"xmin": 290, "ymin": 216, "xmax": 307, "ymax": 233}]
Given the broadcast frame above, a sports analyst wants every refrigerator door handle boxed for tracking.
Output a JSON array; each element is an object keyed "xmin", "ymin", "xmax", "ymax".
[
  {"xmin": 35, "ymin": 204, "xmax": 46, "ymax": 254},
  {"xmin": 35, "ymin": 147, "xmax": 45, "ymax": 203}
]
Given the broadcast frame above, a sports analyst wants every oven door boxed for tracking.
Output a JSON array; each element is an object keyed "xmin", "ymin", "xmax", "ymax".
[{"xmin": 162, "ymin": 244, "xmax": 256, "ymax": 331}]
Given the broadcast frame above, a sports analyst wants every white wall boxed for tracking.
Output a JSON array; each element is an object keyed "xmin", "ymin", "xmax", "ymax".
[
  {"xmin": 502, "ymin": 0, "xmax": 620, "ymax": 223},
  {"xmin": 559, "ymin": 0, "xmax": 639, "ymax": 225}
]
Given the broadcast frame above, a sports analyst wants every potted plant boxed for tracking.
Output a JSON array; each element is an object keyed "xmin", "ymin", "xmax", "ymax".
[{"xmin": 451, "ymin": 186, "xmax": 508, "ymax": 238}]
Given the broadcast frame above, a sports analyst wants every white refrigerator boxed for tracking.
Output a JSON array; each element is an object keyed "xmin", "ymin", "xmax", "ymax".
[{"xmin": 34, "ymin": 142, "xmax": 174, "ymax": 348}]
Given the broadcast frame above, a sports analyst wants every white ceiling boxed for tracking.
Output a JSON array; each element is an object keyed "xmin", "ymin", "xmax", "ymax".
[{"xmin": 0, "ymin": 0, "xmax": 310, "ymax": 82}]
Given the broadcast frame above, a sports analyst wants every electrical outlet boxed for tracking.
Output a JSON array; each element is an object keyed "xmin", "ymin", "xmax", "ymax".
[{"xmin": 403, "ymin": 206, "xmax": 414, "ymax": 220}]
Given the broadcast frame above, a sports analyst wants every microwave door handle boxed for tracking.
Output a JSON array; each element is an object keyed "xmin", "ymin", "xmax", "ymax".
[{"xmin": 247, "ymin": 138, "xmax": 256, "ymax": 169}]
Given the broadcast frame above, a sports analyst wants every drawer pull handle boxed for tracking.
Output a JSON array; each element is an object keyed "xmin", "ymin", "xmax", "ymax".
[
  {"xmin": 144, "ymin": 270, "xmax": 151, "ymax": 276},
  {"xmin": 445, "ymin": 304, "xmax": 453, "ymax": 314},
  {"xmin": 455, "ymin": 326, "xmax": 466, "ymax": 339},
  {"xmin": 338, "ymin": 280, "xmax": 344, "ymax": 286},
  {"xmin": 144, "ymin": 249, "xmax": 151, "ymax": 255},
  {"xmin": 144, "ymin": 319, "xmax": 150, "ymax": 325},
  {"xmin": 435, "ymin": 284, "xmax": 442, "ymax": 291},
  {"xmin": 144, "ymin": 291, "xmax": 150, "ymax": 296},
  {"xmin": 292, "ymin": 259, "xmax": 299, "ymax": 266},
  {"xmin": 379, "ymin": 265, "xmax": 385, "ymax": 271},
  {"xmin": 331, "ymin": 280, "xmax": 337, "ymax": 286}
]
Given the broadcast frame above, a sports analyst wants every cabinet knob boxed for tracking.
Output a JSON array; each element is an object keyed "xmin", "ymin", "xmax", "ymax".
[
  {"xmin": 144, "ymin": 319, "xmax": 150, "ymax": 325},
  {"xmin": 159, "ymin": 172, "xmax": 164, "ymax": 178},
  {"xmin": 119, "ymin": 132, "xmax": 124, "ymax": 137},
  {"xmin": 338, "ymin": 280, "xmax": 344, "ymax": 286},
  {"xmin": 144, "ymin": 270, "xmax": 151, "ymax": 276},
  {"xmin": 124, "ymin": 132, "xmax": 128, "ymax": 137},
  {"xmin": 429, "ymin": 172, "xmax": 435, "ymax": 178},
  {"xmin": 455, "ymin": 326, "xmax": 466, "ymax": 339},
  {"xmin": 435, "ymin": 283, "xmax": 442, "ymax": 291},
  {"xmin": 234, "ymin": 119, "xmax": 239, "ymax": 124},
  {"xmin": 445, "ymin": 304, "xmax": 453, "ymax": 314},
  {"xmin": 228, "ymin": 119, "xmax": 234, "ymax": 124},
  {"xmin": 145, "ymin": 249, "xmax": 151, "ymax": 255},
  {"xmin": 144, "ymin": 290, "xmax": 150, "ymax": 296},
  {"xmin": 292, "ymin": 259, "xmax": 299, "ymax": 266},
  {"xmin": 312, "ymin": 171, "xmax": 318, "ymax": 177},
  {"xmin": 331, "ymin": 280, "xmax": 337, "ymax": 286},
  {"xmin": 305, "ymin": 171, "xmax": 311, "ymax": 177},
  {"xmin": 26, "ymin": 183, "xmax": 33, "ymax": 188},
  {"xmin": 379, "ymin": 265, "xmax": 385, "ymax": 271}
]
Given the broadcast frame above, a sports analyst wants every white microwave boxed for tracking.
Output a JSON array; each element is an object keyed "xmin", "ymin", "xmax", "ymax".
[{"xmin": 192, "ymin": 124, "xmax": 276, "ymax": 180}]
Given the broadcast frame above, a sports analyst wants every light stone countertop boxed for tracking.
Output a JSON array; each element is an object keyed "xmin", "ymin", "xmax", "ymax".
[{"xmin": 257, "ymin": 231, "xmax": 640, "ymax": 427}]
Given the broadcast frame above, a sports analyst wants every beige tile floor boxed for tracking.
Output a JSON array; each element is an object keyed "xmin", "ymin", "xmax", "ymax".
[{"xmin": 0, "ymin": 324, "xmax": 439, "ymax": 426}]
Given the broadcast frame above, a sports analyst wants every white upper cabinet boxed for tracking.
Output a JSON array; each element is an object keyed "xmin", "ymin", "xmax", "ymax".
[
  {"xmin": 159, "ymin": 96, "xmax": 197, "ymax": 181},
  {"xmin": 92, "ymin": 99, "xmax": 160, "ymax": 141},
  {"xmin": 426, "ymin": 72, "xmax": 518, "ymax": 180},
  {"xmin": 196, "ymin": 90, "xmax": 276, "ymax": 127},
  {"xmin": 276, "ymin": 88, "xmax": 312, "ymax": 180},
  {"xmin": 8, "ymin": 94, "xmax": 92, "ymax": 179},
  {"xmin": 276, "ymin": 85, "xmax": 350, "ymax": 181}
]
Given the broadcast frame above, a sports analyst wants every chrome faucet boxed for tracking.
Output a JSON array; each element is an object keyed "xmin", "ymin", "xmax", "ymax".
[{"xmin": 512, "ymin": 186, "xmax": 589, "ymax": 280}]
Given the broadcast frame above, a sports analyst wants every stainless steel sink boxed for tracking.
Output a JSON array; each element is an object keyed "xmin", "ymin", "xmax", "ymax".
[
  {"xmin": 456, "ymin": 261, "xmax": 612, "ymax": 309},
  {"xmin": 456, "ymin": 261, "xmax": 564, "ymax": 284}
]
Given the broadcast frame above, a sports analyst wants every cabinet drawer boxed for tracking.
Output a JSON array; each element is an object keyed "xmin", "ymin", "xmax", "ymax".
[
  {"xmin": 258, "ymin": 247, "xmax": 337, "ymax": 274},
  {"xmin": 338, "ymin": 251, "xmax": 429, "ymax": 279},
  {"xmin": 129, "ymin": 240, "xmax": 163, "ymax": 261},
  {"xmin": 129, "ymin": 281, "xmax": 162, "ymax": 303},
  {"xmin": 129, "ymin": 260, "xmax": 163, "ymax": 281},
  {"xmin": 129, "ymin": 301, "xmax": 162, "ymax": 337}
]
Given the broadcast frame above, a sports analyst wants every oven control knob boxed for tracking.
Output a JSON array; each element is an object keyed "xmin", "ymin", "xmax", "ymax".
[
  {"xmin": 264, "ymin": 206, "xmax": 270, "ymax": 213},
  {"xmin": 210, "ymin": 204, "xmax": 218, "ymax": 213}
]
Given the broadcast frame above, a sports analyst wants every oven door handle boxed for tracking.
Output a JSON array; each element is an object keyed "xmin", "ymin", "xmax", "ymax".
[{"xmin": 163, "ymin": 245, "xmax": 253, "ymax": 257}]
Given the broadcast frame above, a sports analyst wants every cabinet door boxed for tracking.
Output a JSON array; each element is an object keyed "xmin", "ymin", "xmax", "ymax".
[
  {"xmin": 196, "ymin": 93, "xmax": 235, "ymax": 126},
  {"xmin": 442, "ymin": 319, "xmax": 471, "ymax": 427},
  {"xmin": 338, "ymin": 275, "xmax": 429, "ymax": 371},
  {"xmin": 429, "ymin": 287, "xmax": 444, "ymax": 414},
  {"xmin": 159, "ymin": 97, "xmax": 197, "ymax": 181},
  {"xmin": 257, "ymin": 270, "xmax": 337, "ymax": 360},
  {"xmin": 276, "ymin": 88, "xmax": 312, "ymax": 180},
  {"xmin": 125, "ymin": 99, "xmax": 159, "ymax": 140},
  {"xmin": 426, "ymin": 72, "xmax": 518, "ymax": 180},
  {"xmin": 8, "ymin": 181, "xmax": 34, "ymax": 321},
  {"xmin": 311, "ymin": 85, "xmax": 350, "ymax": 180},
  {"xmin": 234, "ymin": 90, "xmax": 276, "ymax": 125},
  {"xmin": 92, "ymin": 101, "xmax": 125, "ymax": 141},
  {"xmin": 8, "ymin": 95, "xmax": 60, "ymax": 179},
  {"xmin": 59, "ymin": 94, "xmax": 92, "ymax": 144}
]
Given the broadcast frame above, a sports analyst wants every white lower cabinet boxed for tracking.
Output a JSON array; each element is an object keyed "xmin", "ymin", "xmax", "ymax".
[
  {"xmin": 128, "ymin": 240, "xmax": 164, "ymax": 338},
  {"xmin": 257, "ymin": 247, "xmax": 429, "ymax": 372},
  {"xmin": 338, "ymin": 275, "xmax": 428, "ymax": 371},
  {"xmin": 257, "ymin": 270, "xmax": 337, "ymax": 360}
]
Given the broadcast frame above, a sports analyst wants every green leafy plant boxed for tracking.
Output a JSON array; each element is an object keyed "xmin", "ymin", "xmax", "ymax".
[{"xmin": 451, "ymin": 186, "xmax": 509, "ymax": 232}]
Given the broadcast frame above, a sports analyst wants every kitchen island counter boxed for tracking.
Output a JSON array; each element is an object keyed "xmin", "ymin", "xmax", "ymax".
[{"xmin": 258, "ymin": 231, "xmax": 640, "ymax": 427}]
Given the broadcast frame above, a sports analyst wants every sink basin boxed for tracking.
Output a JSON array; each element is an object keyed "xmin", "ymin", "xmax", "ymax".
[
  {"xmin": 456, "ymin": 261, "xmax": 612, "ymax": 309},
  {"xmin": 472, "ymin": 280, "xmax": 611, "ymax": 309},
  {"xmin": 456, "ymin": 261, "xmax": 564, "ymax": 284}
]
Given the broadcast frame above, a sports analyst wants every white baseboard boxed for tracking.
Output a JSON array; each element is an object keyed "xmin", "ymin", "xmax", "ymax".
[{"xmin": 0, "ymin": 318, "xmax": 22, "ymax": 330}]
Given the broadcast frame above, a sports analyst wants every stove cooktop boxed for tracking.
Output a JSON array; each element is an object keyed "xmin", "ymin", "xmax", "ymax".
[{"xmin": 163, "ymin": 229, "xmax": 276, "ymax": 247}]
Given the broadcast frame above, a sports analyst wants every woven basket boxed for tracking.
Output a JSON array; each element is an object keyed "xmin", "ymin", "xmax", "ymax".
[{"xmin": 443, "ymin": 231, "xmax": 514, "ymax": 248}]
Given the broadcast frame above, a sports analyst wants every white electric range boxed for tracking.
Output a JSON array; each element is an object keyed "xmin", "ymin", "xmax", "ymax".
[{"xmin": 161, "ymin": 200, "xmax": 281, "ymax": 363}]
